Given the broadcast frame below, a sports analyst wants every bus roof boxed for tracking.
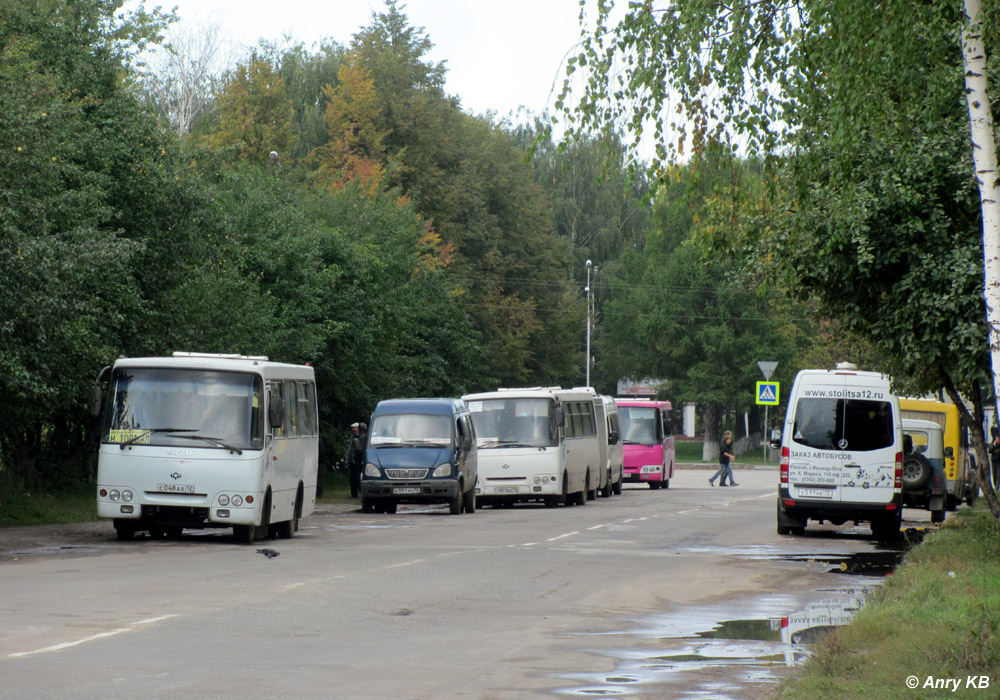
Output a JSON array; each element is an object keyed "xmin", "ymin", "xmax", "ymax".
[
  {"xmin": 112, "ymin": 354, "xmax": 314, "ymax": 380},
  {"xmin": 463, "ymin": 387, "xmax": 595, "ymax": 401},
  {"xmin": 614, "ymin": 398, "xmax": 672, "ymax": 410}
]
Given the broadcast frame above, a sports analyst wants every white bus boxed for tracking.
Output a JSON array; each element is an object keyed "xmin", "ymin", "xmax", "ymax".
[
  {"xmin": 89, "ymin": 352, "xmax": 318, "ymax": 543},
  {"xmin": 462, "ymin": 387, "xmax": 601, "ymax": 507}
]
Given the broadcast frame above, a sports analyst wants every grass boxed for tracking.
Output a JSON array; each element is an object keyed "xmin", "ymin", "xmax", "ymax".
[
  {"xmin": 771, "ymin": 506, "xmax": 1000, "ymax": 700},
  {"xmin": 0, "ymin": 482, "xmax": 98, "ymax": 527}
]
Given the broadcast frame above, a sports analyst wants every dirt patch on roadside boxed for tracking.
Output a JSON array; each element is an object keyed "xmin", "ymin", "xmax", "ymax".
[{"xmin": 0, "ymin": 500, "xmax": 362, "ymax": 561}]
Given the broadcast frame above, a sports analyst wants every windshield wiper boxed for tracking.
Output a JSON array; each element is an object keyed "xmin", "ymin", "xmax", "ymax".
[
  {"xmin": 119, "ymin": 428, "xmax": 197, "ymax": 449},
  {"xmin": 495, "ymin": 441, "xmax": 536, "ymax": 448},
  {"xmin": 179, "ymin": 435, "xmax": 244, "ymax": 455}
]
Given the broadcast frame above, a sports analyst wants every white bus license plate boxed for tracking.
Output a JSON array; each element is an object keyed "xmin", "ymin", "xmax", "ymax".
[
  {"xmin": 796, "ymin": 487, "xmax": 834, "ymax": 499},
  {"xmin": 157, "ymin": 483, "xmax": 195, "ymax": 494},
  {"xmin": 394, "ymin": 487, "xmax": 420, "ymax": 495},
  {"xmin": 494, "ymin": 487, "xmax": 518, "ymax": 494}
]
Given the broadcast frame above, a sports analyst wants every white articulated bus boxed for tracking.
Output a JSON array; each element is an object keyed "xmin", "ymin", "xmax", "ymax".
[
  {"xmin": 462, "ymin": 386, "xmax": 601, "ymax": 507},
  {"xmin": 89, "ymin": 352, "xmax": 318, "ymax": 543}
]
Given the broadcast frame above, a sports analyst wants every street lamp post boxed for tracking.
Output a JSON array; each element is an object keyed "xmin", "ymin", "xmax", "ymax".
[{"xmin": 585, "ymin": 260, "xmax": 592, "ymax": 387}]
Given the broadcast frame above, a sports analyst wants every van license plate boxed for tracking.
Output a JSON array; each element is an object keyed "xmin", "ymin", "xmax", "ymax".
[
  {"xmin": 797, "ymin": 488, "xmax": 834, "ymax": 499},
  {"xmin": 394, "ymin": 487, "xmax": 420, "ymax": 495},
  {"xmin": 494, "ymin": 487, "xmax": 518, "ymax": 494}
]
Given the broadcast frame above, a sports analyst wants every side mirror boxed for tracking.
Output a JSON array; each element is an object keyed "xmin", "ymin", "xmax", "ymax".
[
  {"xmin": 554, "ymin": 406, "xmax": 565, "ymax": 427},
  {"xmin": 88, "ymin": 385, "xmax": 103, "ymax": 416},
  {"xmin": 269, "ymin": 397, "xmax": 285, "ymax": 430},
  {"xmin": 609, "ymin": 430, "xmax": 619, "ymax": 445},
  {"xmin": 902, "ymin": 434, "xmax": 913, "ymax": 455},
  {"xmin": 944, "ymin": 446, "xmax": 954, "ymax": 459},
  {"xmin": 769, "ymin": 428, "xmax": 782, "ymax": 449}
]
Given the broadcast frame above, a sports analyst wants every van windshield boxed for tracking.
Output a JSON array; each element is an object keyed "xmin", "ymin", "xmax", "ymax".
[
  {"xmin": 792, "ymin": 398, "xmax": 894, "ymax": 451},
  {"xmin": 369, "ymin": 414, "xmax": 452, "ymax": 447}
]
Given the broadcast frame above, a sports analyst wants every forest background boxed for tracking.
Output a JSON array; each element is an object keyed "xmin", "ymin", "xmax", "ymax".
[{"xmin": 1, "ymin": 0, "xmax": 993, "ymax": 495}]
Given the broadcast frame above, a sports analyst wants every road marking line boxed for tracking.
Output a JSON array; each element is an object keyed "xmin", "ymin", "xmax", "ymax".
[
  {"xmin": 388, "ymin": 559, "xmax": 426, "ymax": 569},
  {"xmin": 547, "ymin": 531, "xmax": 579, "ymax": 542},
  {"xmin": 587, "ymin": 524, "xmax": 607, "ymax": 530},
  {"xmin": 8, "ymin": 614, "xmax": 178, "ymax": 659},
  {"xmin": 521, "ymin": 542, "xmax": 538, "ymax": 547}
]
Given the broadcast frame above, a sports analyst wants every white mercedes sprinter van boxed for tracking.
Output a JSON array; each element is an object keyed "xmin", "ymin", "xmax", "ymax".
[{"xmin": 772, "ymin": 363, "xmax": 904, "ymax": 540}]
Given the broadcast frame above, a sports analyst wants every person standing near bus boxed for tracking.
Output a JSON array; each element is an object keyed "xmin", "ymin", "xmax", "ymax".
[
  {"xmin": 709, "ymin": 430, "xmax": 738, "ymax": 487},
  {"xmin": 346, "ymin": 422, "xmax": 362, "ymax": 498}
]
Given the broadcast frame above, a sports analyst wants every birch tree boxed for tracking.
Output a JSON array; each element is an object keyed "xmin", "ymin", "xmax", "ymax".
[
  {"xmin": 963, "ymin": 0, "xmax": 1000, "ymax": 510},
  {"xmin": 559, "ymin": 0, "xmax": 1000, "ymax": 522}
]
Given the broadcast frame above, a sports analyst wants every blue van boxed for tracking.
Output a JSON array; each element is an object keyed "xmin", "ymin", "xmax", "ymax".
[{"xmin": 360, "ymin": 399, "xmax": 478, "ymax": 515}]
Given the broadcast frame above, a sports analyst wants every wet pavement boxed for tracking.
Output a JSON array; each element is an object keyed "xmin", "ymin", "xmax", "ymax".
[{"xmin": 553, "ymin": 529, "xmax": 926, "ymax": 699}]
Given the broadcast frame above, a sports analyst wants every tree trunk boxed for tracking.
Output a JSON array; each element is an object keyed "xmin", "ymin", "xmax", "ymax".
[
  {"xmin": 962, "ymin": 0, "xmax": 1000, "ymax": 522},
  {"xmin": 702, "ymin": 403, "xmax": 719, "ymax": 461}
]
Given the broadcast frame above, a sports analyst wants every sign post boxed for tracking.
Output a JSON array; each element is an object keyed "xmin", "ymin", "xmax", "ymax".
[{"xmin": 756, "ymin": 362, "xmax": 779, "ymax": 464}]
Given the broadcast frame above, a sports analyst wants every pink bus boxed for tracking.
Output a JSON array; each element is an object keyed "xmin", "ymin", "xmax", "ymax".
[{"xmin": 614, "ymin": 399, "xmax": 675, "ymax": 489}]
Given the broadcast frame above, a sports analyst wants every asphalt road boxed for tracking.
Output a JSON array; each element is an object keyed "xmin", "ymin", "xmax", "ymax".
[{"xmin": 0, "ymin": 467, "xmax": 932, "ymax": 699}]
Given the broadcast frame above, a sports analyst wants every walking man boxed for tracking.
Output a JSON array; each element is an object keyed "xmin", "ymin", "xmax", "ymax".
[{"xmin": 709, "ymin": 430, "xmax": 738, "ymax": 487}]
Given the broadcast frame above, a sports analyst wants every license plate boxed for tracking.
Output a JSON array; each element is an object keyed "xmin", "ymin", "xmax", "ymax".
[
  {"xmin": 157, "ymin": 483, "xmax": 195, "ymax": 494},
  {"xmin": 494, "ymin": 486, "xmax": 518, "ymax": 494},
  {"xmin": 394, "ymin": 487, "xmax": 421, "ymax": 495},
  {"xmin": 796, "ymin": 487, "xmax": 834, "ymax": 499}
]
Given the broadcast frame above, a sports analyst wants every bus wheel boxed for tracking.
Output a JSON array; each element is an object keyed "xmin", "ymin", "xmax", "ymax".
[
  {"xmin": 164, "ymin": 526, "xmax": 183, "ymax": 539},
  {"xmin": 662, "ymin": 478, "xmax": 670, "ymax": 489},
  {"xmin": 544, "ymin": 496, "xmax": 560, "ymax": 508},
  {"xmin": 649, "ymin": 481, "xmax": 661, "ymax": 490},
  {"xmin": 602, "ymin": 469, "xmax": 613, "ymax": 498},
  {"xmin": 114, "ymin": 520, "xmax": 135, "ymax": 541},
  {"xmin": 234, "ymin": 524, "xmax": 255, "ymax": 544},
  {"xmin": 612, "ymin": 477, "xmax": 622, "ymax": 496},
  {"xmin": 276, "ymin": 518, "xmax": 297, "ymax": 539},
  {"xmin": 148, "ymin": 526, "xmax": 166, "ymax": 539},
  {"xmin": 586, "ymin": 471, "xmax": 596, "ymax": 501},
  {"xmin": 384, "ymin": 501, "xmax": 398, "ymax": 514},
  {"xmin": 931, "ymin": 509, "xmax": 945, "ymax": 524}
]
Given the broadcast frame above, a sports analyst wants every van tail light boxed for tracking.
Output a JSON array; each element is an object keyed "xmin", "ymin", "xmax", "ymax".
[
  {"xmin": 894, "ymin": 451, "xmax": 903, "ymax": 489},
  {"xmin": 780, "ymin": 447, "xmax": 790, "ymax": 484}
]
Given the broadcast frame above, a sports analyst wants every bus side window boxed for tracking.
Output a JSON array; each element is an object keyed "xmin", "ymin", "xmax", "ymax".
[
  {"xmin": 662, "ymin": 409, "xmax": 672, "ymax": 437},
  {"xmin": 270, "ymin": 382, "xmax": 285, "ymax": 439},
  {"xmin": 297, "ymin": 381, "xmax": 314, "ymax": 436},
  {"xmin": 284, "ymin": 380, "xmax": 299, "ymax": 437}
]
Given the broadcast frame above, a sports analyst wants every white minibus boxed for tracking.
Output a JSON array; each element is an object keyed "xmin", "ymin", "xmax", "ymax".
[
  {"xmin": 89, "ymin": 352, "xmax": 318, "ymax": 543},
  {"xmin": 462, "ymin": 387, "xmax": 601, "ymax": 507}
]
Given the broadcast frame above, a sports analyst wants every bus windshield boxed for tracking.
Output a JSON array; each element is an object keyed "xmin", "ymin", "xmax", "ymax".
[
  {"xmin": 102, "ymin": 368, "xmax": 263, "ymax": 450},
  {"xmin": 619, "ymin": 406, "xmax": 662, "ymax": 445},
  {"xmin": 792, "ymin": 398, "xmax": 894, "ymax": 452},
  {"xmin": 468, "ymin": 398, "xmax": 557, "ymax": 448}
]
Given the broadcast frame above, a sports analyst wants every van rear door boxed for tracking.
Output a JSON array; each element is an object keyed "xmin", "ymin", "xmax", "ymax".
[{"xmin": 788, "ymin": 376, "xmax": 897, "ymax": 505}]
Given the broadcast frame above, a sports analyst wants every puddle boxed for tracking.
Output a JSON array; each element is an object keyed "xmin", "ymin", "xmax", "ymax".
[{"xmin": 556, "ymin": 539, "xmax": 899, "ymax": 698}]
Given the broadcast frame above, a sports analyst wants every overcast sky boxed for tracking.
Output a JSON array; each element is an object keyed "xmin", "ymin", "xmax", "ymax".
[{"xmin": 135, "ymin": 0, "xmax": 586, "ymax": 121}]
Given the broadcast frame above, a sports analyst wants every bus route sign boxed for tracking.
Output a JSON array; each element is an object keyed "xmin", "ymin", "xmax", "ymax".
[{"xmin": 756, "ymin": 381, "xmax": 780, "ymax": 406}]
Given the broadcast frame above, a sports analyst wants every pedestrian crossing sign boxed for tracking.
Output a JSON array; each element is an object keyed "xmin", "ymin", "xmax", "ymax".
[{"xmin": 756, "ymin": 381, "xmax": 780, "ymax": 406}]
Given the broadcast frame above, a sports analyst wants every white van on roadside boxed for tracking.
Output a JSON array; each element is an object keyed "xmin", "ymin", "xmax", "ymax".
[{"xmin": 771, "ymin": 363, "xmax": 904, "ymax": 540}]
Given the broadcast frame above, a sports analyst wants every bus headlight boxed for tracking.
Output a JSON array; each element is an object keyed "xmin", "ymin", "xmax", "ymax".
[
  {"xmin": 218, "ymin": 494, "xmax": 230, "ymax": 506},
  {"xmin": 641, "ymin": 465, "xmax": 662, "ymax": 473},
  {"xmin": 109, "ymin": 489, "xmax": 121, "ymax": 501},
  {"xmin": 122, "ymin": 490, "xmax": 133, "ymax": 502},
  {"xmin": 432, "ymin": 463, "xmax": 452, "ymax": 477},
  {"xmin": 364, "ymin": 463, "xmax": 381, "ymax": 478},
  {"xmin": 231, "ymin": 495, "xmax": 243, "ymax": 506}
]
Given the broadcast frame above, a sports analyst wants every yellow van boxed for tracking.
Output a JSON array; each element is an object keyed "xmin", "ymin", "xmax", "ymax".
[{"xmin": 898, "ymin": 398, "xmax": 976, "ymax": 510}]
